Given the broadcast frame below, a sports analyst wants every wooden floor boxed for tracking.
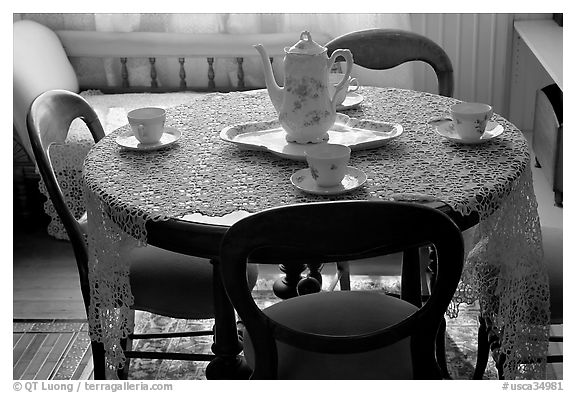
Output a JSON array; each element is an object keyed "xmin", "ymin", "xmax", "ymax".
[
  {"xmin": 13, "ymin": 206, "xmax": 87, "ymax": 320},
  {"xmin": 13, "ymin": 320, "xmax": 93, "ymax": 380}
]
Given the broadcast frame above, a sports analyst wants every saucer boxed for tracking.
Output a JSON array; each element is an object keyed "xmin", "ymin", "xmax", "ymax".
[
  {"xmin": 290, "ymin": 166, "xmax": 367, "ymax": 195},
  {"xmin": 116, "ymin": 127, "xmax": 181, "ymax": 151},
  {"xmin": 336, "ymin": 92, "xmax": 364, "ymax": 111},
  {"xmin": 429, "ymin": 118, "xmax": 504, "ymax": 145}
]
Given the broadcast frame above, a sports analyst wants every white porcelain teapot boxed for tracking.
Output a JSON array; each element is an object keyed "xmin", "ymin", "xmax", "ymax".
[{"xmin": 255, "ymin": 31, "xmax": 354, "ymax": 144}]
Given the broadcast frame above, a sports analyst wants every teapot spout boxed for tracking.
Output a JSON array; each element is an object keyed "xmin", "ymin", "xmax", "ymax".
[{"xmin": 254, "ymin": 44, "xmax": 283, "ymax": 113}]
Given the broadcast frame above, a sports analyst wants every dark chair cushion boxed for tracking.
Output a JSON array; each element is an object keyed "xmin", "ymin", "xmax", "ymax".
[
  {"xmin": 129, "ymin": 245, "xmax": 258, "ymax": 319},
  {"xmin": 243, "ymin": 291, "xmax": 419, "ymax": 379}
]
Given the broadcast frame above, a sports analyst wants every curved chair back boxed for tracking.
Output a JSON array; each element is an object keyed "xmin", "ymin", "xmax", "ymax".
[
  {"xmin": 27, "ymin": 90, "xmax": 246, "ymax": 379},
  {"xmin": 14, "ymin": 20, "xmax": 79, "ymax": 158},
  {"xmin": 26, "ymin": 89, "xmax": 105, "ymax": 310},
  {"xmin": 220, "ymin": 200, "xmax": 464, "ymax": 379},
  {"xmin": 326, "ymin": 28, "xmax": 454, "ymax": 97}
]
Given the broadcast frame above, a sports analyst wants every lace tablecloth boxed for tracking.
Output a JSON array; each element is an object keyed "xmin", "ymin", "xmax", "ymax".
[
  {"xmin": 38, "ymin": 91, "xmax": 205, "ymax": 240},
  {"xmin": 82, "ymin": 87, "xmax": 549, "ymax": 379}
]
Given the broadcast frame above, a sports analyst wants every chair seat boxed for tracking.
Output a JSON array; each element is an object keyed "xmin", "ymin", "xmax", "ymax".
[
  {"xmin": 243, "ymin": 291, "xmax": 419, "ymax": 379},
  {"xmin": 79, "ymin": 217, "xmax": 258, "ymax": 320},
  {"xmin": 129, "ymin": 245, "xmax": 258, "ymax": 320}
]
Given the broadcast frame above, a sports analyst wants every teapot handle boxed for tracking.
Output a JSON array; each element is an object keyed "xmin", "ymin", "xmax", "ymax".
[{"xmin": 327, "ymin": 49, "xmax": 354, "ymax": 106}]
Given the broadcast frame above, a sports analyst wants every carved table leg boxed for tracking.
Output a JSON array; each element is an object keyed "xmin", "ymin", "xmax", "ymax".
[
  {"xmin": 273, "ymin": 263, "xmax": 306, "ymax": 299},
  {"xmin": 274, "ymin": 263, "xmax": 325, "ymax": 298},
  {"xmin": 296, "ymin": 263, "xmax": 323, "ymax": 295},
  {"xmin": 205, "ymin": 259, "xmax": 252, "ymax": 380},
  {"xmin": 307, "ymin": 263, "xmax": 323, "ymax": 285}
]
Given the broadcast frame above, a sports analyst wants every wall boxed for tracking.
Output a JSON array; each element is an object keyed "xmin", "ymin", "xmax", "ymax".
[
  {"xmin": 410, "ymin": 13, "xmax": 553, "ymax": 121},
  {"xmin": 15, "ymin": 13, "xmax": 555, "ymax": 123}
]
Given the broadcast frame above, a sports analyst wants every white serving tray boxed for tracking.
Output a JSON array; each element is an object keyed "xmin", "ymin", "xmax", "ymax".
[{"xmin": 220, "ymin": 113, "xmax": 403, "ymax": 161}]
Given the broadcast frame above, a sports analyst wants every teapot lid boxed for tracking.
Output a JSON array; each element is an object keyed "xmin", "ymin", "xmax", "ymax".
[{"xmin": 286, "ymin": 31, "xmax": 326, "ymax": 55}]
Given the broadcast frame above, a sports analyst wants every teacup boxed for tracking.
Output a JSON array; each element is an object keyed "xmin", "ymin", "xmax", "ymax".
[
  {"xmin": 328, "ymin": 72, "xmax": 360, "ymax": 106},
  {"xmin": 127, "ymin": 107, "xmax": 166, "ymax": 144},
  {"xmin": 305, "ymin": 143, "xmax": 351, "ymax": 187},
  {"xmin": 450, "ymin": 102, "xmax": 493, "ymax": 140}
]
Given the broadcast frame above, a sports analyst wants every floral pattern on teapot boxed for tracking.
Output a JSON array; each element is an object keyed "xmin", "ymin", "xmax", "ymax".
[
  {"xmin": 255, "ymin": 31, "xmax": 354, "ymax": 144},
  {"xmin": 284, "ymin": 77, "xmax": 331, "ymax": 126}
]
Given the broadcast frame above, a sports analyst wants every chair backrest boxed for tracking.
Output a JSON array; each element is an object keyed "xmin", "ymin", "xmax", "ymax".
[
  {"xmin": 26, "ymin": 89, "xmax": 105, "ymax": 305},
  {"xmin": 219, "ymin": 200, "xmax": 464, "ymax": 379},
  {"xmin": 326, "ymin": 28, "xmax": 454, "ymax": 97},
  {"xmin": 14, "ymin": 20, "xmax": 79, "ymax": 158}
]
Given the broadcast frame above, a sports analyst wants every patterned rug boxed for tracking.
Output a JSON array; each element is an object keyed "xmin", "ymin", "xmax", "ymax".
[
  {"xmin": 126, "ymin": 275, "xmax": 499, "ymax": 380},
  {"xmin": 13, "ymin": 273, "xmax": 500, "ymax": 380}
]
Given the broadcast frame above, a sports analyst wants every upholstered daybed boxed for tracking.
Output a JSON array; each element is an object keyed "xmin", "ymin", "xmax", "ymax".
[{"xmin": 14, "ymin": 19, "xmax": 329, "ymax": 238}]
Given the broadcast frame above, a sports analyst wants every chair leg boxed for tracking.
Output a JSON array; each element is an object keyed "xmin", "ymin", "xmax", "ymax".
[
  {"xmin": 337, "ymin": 261, "xmax": 351, "ymax": 290},
  {"xmin": 91, "ymin": 341, "xmax": 107, "ymax": 380},
  {"xmin": 401, "ymin": 248, "xmax": 422, "ymax": 307},
  {"xmin": 117, "ymin": 309, "xmax": 135, "ymax": 379},
  {"xmin": 436, "ymin": 317, "xmax": 451, "ymax": 379},
  {"xmin": 495, "ymin": 353, "xmax": 506, "ymax": 380},
  {"xmin": 205, "ymin": 258, "xmax": 252, "ymax": 379},
  {"xmin": 554, "ymin": 191, "xmax": 562, "ymax": 207},
  {"xmin": 473, "ymin": 315, "xmax": 490, "ymax": 379},
  {"xmin": 117, "ymin": 337, "xmax": 133, "ymax": 379}
]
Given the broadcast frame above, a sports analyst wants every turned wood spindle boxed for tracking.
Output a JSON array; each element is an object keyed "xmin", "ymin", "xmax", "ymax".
[
  {"xmin": 120, "ymin": 58, "xmax": 129, "ymax": 88},
  {"xmin": 149, "ymin": 57, "xmax": 158, "ymax": 88},
  {"xmin": 207, "ymin": 57, "xmax": 215, "ymax": 90},
  {"xmin": 273, "ymin": 264, "xmax": 306, "ymax": 299},
  {"xmin": 236, "ymin": 57, "xmax": 245, "ymax": 89},
  {"xmin": 178, "ymin": 58, "xmax": 187, "ymax": 90}
]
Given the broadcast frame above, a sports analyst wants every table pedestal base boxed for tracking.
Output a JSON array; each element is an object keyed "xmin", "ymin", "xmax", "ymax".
[
  {"xmin": 272, "ymin": 263, "xmax": 303, "ymax": 299},
  {"xmin": 273, "ymin": 263, "xmax": 323, "ymax": 299},
  {"xmin": 206, "ymin": 355, "xmax": 252, "ymax": 380}
]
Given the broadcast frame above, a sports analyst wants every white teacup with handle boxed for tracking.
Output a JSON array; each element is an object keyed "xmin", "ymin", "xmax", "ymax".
[
  {"xmin": 328, "ymin": 72, "xmax": 360, "ymax": 106},
  {"xmin": 127, "ymin": 107, "xmax": 166, "ymax": 144}
]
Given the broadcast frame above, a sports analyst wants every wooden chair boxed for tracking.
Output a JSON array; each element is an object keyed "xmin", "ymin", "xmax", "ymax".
[
  {"xmin": 533, "ymin": 84, "xmax": 563, "ymax": 207},
  {"xmin": 545, "ymin": 227, "xmax": 563, "ymax": 365},
  {"xmin": 219, "ymin": 201, "xmax": 464, "ymax": 379},
  {"xmin": 325, "ymin": 28, "xmax": 455, "ymax": 376},
  {"xmin": 326, "ymin": 28, "xmax": 454, "ymax": 97},
  {"xmin": 26, "ymin": 89, "xmax": 258, "ymax": 379},
  {"xmin": 473, "ymin": 226, "xmax": 563, "ymax": 379}
]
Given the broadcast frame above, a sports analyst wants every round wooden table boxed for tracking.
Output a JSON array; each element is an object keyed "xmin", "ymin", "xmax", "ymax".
[{"xmin": 83, "ymin": 87, "xmax": 549, "ymax": 379}]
